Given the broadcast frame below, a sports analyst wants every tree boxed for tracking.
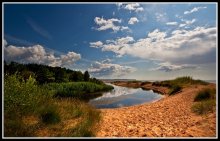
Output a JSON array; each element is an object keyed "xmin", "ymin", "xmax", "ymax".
[
  {"xmin": 84, "ymin": 71, "xmax": 90, "ymax": 81},
  {"xmin": 36, "ymin": 67, "xmax": 55, "ymax": 84},
  {"xmin": 20, "ymin": 70, "xmax": 35, "ymax": 81}
]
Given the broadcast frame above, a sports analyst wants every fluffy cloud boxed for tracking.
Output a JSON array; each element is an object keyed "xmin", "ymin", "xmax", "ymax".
[
  {"xmin": 90, "ymin": 26, "xmax": 216, "ymax": 65},
  {"xmin": 94, "ymin": 17, "xmax": 121, "ymax": 32},
  {"xmin": 117, "ymin": 3, "xmax": 144, "ymax": 13},
  {"xmin": 4, "ymin": 42, "xmax": 81, "ymax": 67},
  {"xmin": 121, "ymin": 26, "xmax": 132, "ymax": 32},
  {"xmin": 116, "ymin": 3, "xmax": 123, "ymax": 8},
  {"xmin": 152, "ymin": 62, "xmax": 198, "ymax": 72},
  {"xmin": 184, "ymin": 6, "xmax": 207, "ymax": 15},
  {"xmin": 93, "ymin": 17, "xmax": 131, "ymax": 33},
  {"xmin": 88, "ymin": 61, "xmax": 136, "ymax": 77},
  {"xmin": 124, "ymin": 3, "xmax": 144, "ymax": 12},
  {"xmin": 128, "ymin": 17, "xmax": 139, "ymax": 25},
  {"xmin": 90, "ymin": 41, "xmax": 103, "ymax": 48},
  {"xmin": 148, "ymin": 29, "xmax": 167, "ymax": 40},
  {"xmin": 166, "ymin": 22, "xmax": 178, "ymax": 26}
]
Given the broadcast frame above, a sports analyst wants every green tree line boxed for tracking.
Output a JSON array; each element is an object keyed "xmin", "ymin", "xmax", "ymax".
[{"xmin": 4, "ymin": 61, "xmax": 102, "ymax": 85}]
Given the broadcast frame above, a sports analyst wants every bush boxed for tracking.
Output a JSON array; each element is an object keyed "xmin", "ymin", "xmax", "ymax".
[
  {"xmin": 4, "ymin": 75, "xmax": 102, "ymax": 137},
  {"xmin": 152, "ymin": 81, "xmax": 171, "ymax": 88},
  {"xmin": 192, "ymin": 88, "xmax": 216, "ymax": 115},
  {"xmin": 40, "ymin": 105, "xmax": 60, "ymax": 124},
  {"xmin": 169, "ymin": 85, "xmax": 182, "ymax": 95},
  {"xmin": 4, "ymin": 74, "xmax": 54, "ymax": 136},
  {"xmin": 194, "ymin": 89, "xmax": 211, "ymax": 101},
  {"xmin": 191, "ymin": 100, "xmax": 216, "ymax": 115}
]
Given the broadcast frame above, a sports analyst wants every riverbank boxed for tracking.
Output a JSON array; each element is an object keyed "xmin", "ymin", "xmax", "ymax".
[
  {"xmin": 95, "ymin": 82, "xmax": 216, "ymax": 137},
  {"xmin": 111, "ymin": 81, "xmax": 170, "ymax": 95}
]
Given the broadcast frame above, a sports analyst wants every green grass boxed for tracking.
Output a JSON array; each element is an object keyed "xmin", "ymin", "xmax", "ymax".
[
  {"xmin": 171, "ymin": 76, "xmax": 208, "ymax": 86},
  {"xmin": 44, "ymin": 82, "xmax": 113, "ymax": 100},
  {"xmin": 191, "ymin": 88, "xmax": 216, "ymax": 115},
  {"xmin": 152, "ymin": 76, "xmax": 208, "ymax": 88},
  {"xmin": 152, "ymin": 76, "xmax": 208, "ymax": 95},
  {"xmin": 194, "ymin": 88, "xmax": 216, "ymax": 101},
  {"xmin": 4, "ymin": 74, "xmax": 101, "ymax": 137},
  {"xmin": 191, "ymin": 100, "xmax": 216, "ymax": 115},
  {"xmin": 169, "ymin": 85, "xmax": 182, "ymax": 95},
  {"xmin": 40, "ymin": 105, "xmax": 61, "ymax": 124}
]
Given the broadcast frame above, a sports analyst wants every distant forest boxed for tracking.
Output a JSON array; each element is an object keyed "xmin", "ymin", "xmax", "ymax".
[{"xmin": 4, "ymin": 61, "xmax": 103, "ymax": 85}]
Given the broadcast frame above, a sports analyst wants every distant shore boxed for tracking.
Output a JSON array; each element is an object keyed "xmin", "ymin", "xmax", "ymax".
[{"xmin": 111, "ymin": 81, "xmax": 170, "ymax": 95}]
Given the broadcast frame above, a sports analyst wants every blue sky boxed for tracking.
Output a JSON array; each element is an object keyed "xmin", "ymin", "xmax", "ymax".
[{"xmin": 3, "ymin": 3, "xmax": 217, "ymax": 80}]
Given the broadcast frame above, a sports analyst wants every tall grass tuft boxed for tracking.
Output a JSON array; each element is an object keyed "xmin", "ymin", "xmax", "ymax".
[
  {"xmin": 169, "ymin": 85, "xmax": 182, "ymax": 95},
  {"xmin": 40, "ymin": 105, "xmax": 61, "ymax": 124},
  {"xmin": 192, "ymin": 88, "xmax": 216, "ymax": 115},
  {"xmin": 191, "ymin": 100, "xmax": 216, "ymax": 115}
]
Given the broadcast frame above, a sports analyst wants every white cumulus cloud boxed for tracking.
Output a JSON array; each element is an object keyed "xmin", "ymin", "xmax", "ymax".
[
  {"xmin": 90, "ymin": 41, "xmax": 103, "ymax": 48},
  {"xmin": 88, "ymin": 61, "xmax": 136, "ymax": 77},
  {"xmin": 121, "ymin": 26, "xmax": 132, "ymax": 32},
  {"xmin": 4, "ymin": 41, "xmax": 81, "ymax": 67},
  {"xmin": 94, "ymin": 17, "xmax": 122, "ymax": 32},
  {"xmin": 90, "ymin": 26, "xmax": 216, "ymax": 65},
  {"xmin": 128, "ymin": 17, "xmax": 139, "ymax": 25},
  {"xmin": 117, "ymin": 3, "xmax": 144, "ymax": 13}
]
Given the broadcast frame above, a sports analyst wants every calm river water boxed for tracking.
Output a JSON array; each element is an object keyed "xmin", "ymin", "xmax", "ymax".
[{"xmin": 89, "ymin": 83, "xmax": 164, "ymax": 108}]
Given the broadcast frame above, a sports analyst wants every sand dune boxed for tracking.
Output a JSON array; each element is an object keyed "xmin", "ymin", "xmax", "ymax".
[{"xmin": 95, "ymin": 83, "xmax": 216, "ymax": 137}]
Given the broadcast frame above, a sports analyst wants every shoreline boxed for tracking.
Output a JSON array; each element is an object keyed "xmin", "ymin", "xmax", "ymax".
[
  {"xmin": 110, "ymin": 81, "xmax": 170, "ymax": 95},
  {"xmin": 96, "ymin": 82, "xmax": 216, "ymax": 137}
]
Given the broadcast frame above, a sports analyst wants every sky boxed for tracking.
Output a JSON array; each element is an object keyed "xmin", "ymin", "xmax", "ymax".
[{"xmin": 3, "ymin": 3, "xmax": 217, "ymax": 80}]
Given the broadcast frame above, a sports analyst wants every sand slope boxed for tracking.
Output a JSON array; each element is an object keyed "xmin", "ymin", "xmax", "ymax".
[{"xmin": 95, "ymin": 84, "xmax": 216, "ymax": 137}]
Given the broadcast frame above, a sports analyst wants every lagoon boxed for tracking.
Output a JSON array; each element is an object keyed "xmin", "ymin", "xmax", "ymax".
[{"xmin": 89, "ymin": 83, "xmax": 164, "ymax": 108}]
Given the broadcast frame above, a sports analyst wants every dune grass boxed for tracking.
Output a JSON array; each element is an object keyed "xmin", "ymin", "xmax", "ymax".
[
  {"xmin": 191, "ymin": 88, "xmax": 216, "ymax": 115},
  {"xmin": 191, "ymin": 99, "xmax": 216, "ymax": 115},
  {"xmin": 169, "ymin": 85, "xmax": 182, "ymax": 95},
  {"xmin": 4, "ymin": 74, "xmax": 101, "ymax": 137},
  {"xmin": 152, "ymin": 76, "xmax": 208, "ymax": 95}
]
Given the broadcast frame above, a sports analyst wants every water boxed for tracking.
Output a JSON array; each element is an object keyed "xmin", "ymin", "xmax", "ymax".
[{"xmin": 89, "ymin": 83, "xmax": 164, "ymax": 109}]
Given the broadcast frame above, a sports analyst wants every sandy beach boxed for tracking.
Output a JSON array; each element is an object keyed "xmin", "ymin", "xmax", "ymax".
[{"xmin": 95, "ymin": 82, "xmax": 216, "ymax": 137}]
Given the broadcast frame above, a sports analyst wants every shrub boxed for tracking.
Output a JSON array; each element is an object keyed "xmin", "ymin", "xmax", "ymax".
[
  {"xmin": 192, "ymin": 88, "xmax": 216, "ymax": 115},
  {"xmin": 194, "ymin": 88, "xmax": 211, "ymax": 101},
  {"xmin": 40, "ymin": 105, "xmax": 60, "ymax": 124},
  {"xmin": 4, "ymin": 74, "xmax": 53, "ymax": 136},
  {"xmin": 191, "ymin": 100, "xmax": 216, "ymax": 115},
  {"xmin": 169, "ymin": 85, "xmax": 181, "ymax": 95}
]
